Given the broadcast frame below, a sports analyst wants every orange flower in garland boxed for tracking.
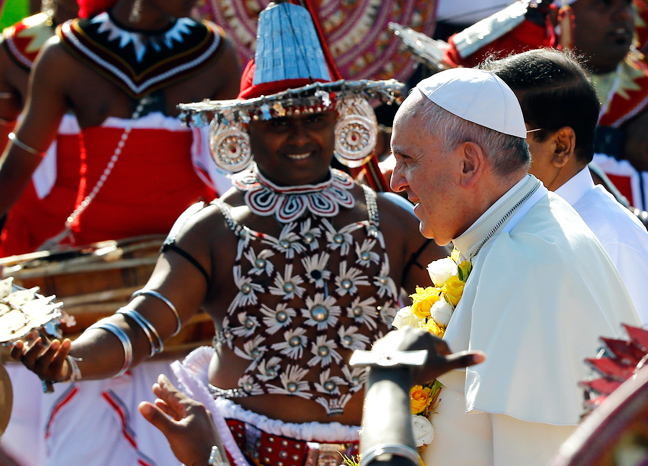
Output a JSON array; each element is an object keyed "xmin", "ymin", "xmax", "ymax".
[{"xmin": 410, "ymin": 385, "xmax": 434, "ymax": 415}]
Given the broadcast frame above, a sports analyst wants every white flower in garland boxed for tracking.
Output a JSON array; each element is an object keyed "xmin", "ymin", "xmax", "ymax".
[
  {"xmin": 243, "ymin": 248, "xmax": 275, "ymax": 276},
  {"xmin": 427, "ymin": 257, "xmax": 457, "ymax": 287},
  {"xmin": 322, "ymin": 219, "xmax": 354, "ymax": 255},
  {"xmin": 314, "ymin": 368, "xmax": 346, "ymax": 396},
  {"xmin": 267, "ymin": 365, "xmax": 311, "ymax": 399},
  {"xmin": 308, "ymin": 335, "xmax": 343, "ymax": 367},
  {"xmin": 264, "ymin": 222, "xmax": 306, "ymax": 259},
  {"xmin": 346, "ymin": 296, "xmax": 378, "ymax": 330},
  {"xmin": 301, "ymin": 253, "xmax": 331, "ymax": 288},
  {"xmin": 260, "ymin": 303, "xmax": 296, "ymax": 335},
  {"xmin": 335, "ymin": 263, "xmax": 370, "ymax": 296},
  {"xmin": 373, "ymin": 261, "xmax": 397, "ymax": 298},
  {"xmin": 341, "ymin": 365, "xmax": 368, "ymax": 392},
  {"xmin": 300, "ymin": 218, "xmax": 322, "ymax": 251},
  {"xmin": 301, "ymin": 293, "xmax": 341, "ymax": 330},
  {"xmin": 228, "ymin": 266, "xmax": 264, "ymax": 313},
  {"xmin": 412, "ymin": 415, "xmax": 435, "ymax": 447},
  {"xmin": 233, "ymin": 335, "xmax": 267, "ymax": 362},
  {"xmin": 391, "ymin": 306, "xmax": 425, "ymax": 329},
  {"xmin": 271, "ymin": 327, "xmax": 308, "ymax": 359},
  {"xmin": 354, "ymin": 239, "xmax": 380, "ymax": 268},
  {"xmin": 269, "ymin": 264, "xmax": 305, "ymax": 300},
  {"xmin": 337, "ymin": 325, "xmax": 370, "ymax": 350},
  {"xmin": 256, "ymin": 356, "xmax": 282, "ymax": 382},
  {"xmin": 231, "ymin": 313, "xmax": 260, "ymax": 338},
  {"xmin": 430, "ymin": 300, "xmax": 453, "ymax": 327}
]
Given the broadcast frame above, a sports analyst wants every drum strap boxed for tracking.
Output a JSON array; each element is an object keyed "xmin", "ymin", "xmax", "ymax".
[{"xmin": 161, "ymin": 240, "xmax": 210, "ymax": 285}]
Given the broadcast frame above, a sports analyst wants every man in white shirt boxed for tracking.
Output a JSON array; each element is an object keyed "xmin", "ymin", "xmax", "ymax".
[
  {"xmin": 390, "ymin": 67, "xmax": 640, "ymax": 466},
  {"xmin": 483, "ymin": 48, "xmax": 648, "ymax": 326}
]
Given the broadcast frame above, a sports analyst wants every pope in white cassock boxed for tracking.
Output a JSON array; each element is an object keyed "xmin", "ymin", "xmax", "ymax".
[{"xmin": 389, "ymin": 68, "xmax": 641, "ymax": 466}]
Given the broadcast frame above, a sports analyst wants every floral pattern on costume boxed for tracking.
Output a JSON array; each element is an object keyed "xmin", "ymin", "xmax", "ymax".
[{"xmin": 213, "ymin": 170, "xmax": 397, "ymax": 415}]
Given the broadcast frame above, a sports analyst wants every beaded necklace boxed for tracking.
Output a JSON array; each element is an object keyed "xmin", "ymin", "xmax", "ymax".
[{"xmin": 232, "ymin": 165, "xmax": 356, "ymax": 223}]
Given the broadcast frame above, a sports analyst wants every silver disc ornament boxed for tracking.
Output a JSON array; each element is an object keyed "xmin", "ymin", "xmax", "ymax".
[
  {"xmin": 209, "ymin": 119, "xmax": 253, "ymax": 174},
  {"xmin": 334, "ymin": 97, "xmax": 378, "ymax": 168}
]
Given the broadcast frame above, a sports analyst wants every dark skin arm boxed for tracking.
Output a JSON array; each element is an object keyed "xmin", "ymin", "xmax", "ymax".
[
  {"xmin": 360, "ymin": 327, "xmax": 485, "ymax": 466},
  {"xmin": 0, "ymin": 37, "xmax": 68, "ymax": 217},
  {"xmin": 0, "ymin": 39, "xmax": 25, "ymax": 153},
  {"xmin": 10, "ymin": 206, "xmax": 219, "ymax": 381}
]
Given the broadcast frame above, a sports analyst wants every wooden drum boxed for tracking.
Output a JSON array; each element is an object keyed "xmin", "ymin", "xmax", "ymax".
[{"xmin": 0, "ymin": 235, "xmax": 214, "ymax": 358}]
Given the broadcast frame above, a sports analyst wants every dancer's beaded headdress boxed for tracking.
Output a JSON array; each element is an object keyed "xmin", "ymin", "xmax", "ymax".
[{"xmin": 179, "ymin": 1, "xmax": 404, "ymax": 175}]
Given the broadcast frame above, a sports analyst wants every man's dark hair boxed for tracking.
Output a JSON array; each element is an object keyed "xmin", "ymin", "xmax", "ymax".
[{"xmin": 480, "ymin": 49, "xmax": 600, "ymax": 164}]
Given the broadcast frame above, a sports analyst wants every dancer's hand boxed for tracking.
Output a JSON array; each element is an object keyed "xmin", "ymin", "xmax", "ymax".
[
  {"xmin": 10, "ymin": 332, "xmax": 72, "ymax": 384},
  {"xmin": 139, "ymin": 374, "xmax": 227, "ymax": 466}
]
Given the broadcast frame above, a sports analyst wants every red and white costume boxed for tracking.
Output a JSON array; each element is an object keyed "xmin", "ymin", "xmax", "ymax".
[
  {"xmin": 3, "ymin": 8, "xmax": 232, "ymax": 466},
  {"xmin": 0, "ymin": 13, "xmax": 82, "ymax": 256}
]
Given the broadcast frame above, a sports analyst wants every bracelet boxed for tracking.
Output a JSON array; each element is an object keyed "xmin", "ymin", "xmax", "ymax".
[
  {"xmin": 116, "ymin": 307, "xmax": 164, "ymax": 357},
  {"xmin": 208, "ymin": 445, "xmax": 225, "ymax": 466},
  {"xmin": 131, "ymin": 289, "xmax": 182, "ymax": 336},
  {"xmin": 87, "ymin": 321, "xmax": 133, "ymax": 376},
  {"xmin": 41, "ymin": 351, "xmax": 82, "ymax": 393},
  {"xmin": 66, "ymin": 355, "xmax": 83, "ymax": 382},
  {"xmin": 8, "ymin": 132, "xmax": 45, "ymax": 157},
  {"xmin": 349, "ymin": 350, "xmax": 428, "ymax": 368},
  {"xmin": 360, "ymin": 444, "xmax": 420, "ymax": 466}
]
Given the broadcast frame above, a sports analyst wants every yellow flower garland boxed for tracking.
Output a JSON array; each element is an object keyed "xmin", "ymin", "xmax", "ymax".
[{"xmin": 395, "ymin": 249, "xmax": 472, "ymax": 453}]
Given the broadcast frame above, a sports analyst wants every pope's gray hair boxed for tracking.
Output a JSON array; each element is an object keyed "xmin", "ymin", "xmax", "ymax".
[{"xmin": 416, "ymin": 92, "xmax": 530, "ymax": 177}]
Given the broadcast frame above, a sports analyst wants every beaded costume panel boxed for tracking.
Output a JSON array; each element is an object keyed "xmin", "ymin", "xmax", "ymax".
[{"xmin": 213, "ymin": 174, "xmax": 399, "ymax": 416}]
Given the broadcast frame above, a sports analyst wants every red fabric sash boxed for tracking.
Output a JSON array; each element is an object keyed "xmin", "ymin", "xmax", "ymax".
[
  {"xmin": 68, "ymin": 126, "xmax": 214, "ymax": 246},
  {"xmin": 0, "ymin": 128, "xmax": 214, "ymax": 256},
  {"xmin": 0, "ymin": 133, "xmax": 80, "ymax": 257}
]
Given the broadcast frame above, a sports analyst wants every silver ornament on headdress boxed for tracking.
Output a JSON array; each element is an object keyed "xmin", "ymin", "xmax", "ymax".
[{"xmin": 334, "ymin": 97, "xmax": 377, "ymax": 168}]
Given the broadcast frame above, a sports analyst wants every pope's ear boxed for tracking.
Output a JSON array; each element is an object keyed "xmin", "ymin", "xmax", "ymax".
[
  {"xmin": 459, "ymin": 141, "xmax": 484, "ymax": 187},
  {"xmin": 552, "ymin": 127, "xmax": 576, "ymax": 168}
]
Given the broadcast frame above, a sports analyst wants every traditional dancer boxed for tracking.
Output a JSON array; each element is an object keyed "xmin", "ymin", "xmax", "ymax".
[
  {"xmin": 11, "ymin": 2, "xmax": 445, "ymax": 465},
  {"xmin": 0, "ymin": 0, "xmax": 79, "ymax": 256},
  {"xmin": 0, "ymin": 0, "xmax": 240, "ymax": 255},
  {"xmin": 1, "ymin": 0, "xmax": 241, "ymax": 465}
]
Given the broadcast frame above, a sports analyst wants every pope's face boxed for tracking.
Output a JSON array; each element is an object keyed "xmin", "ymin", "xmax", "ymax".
[
  {"xmin": 248, "ymin": 111, "xmax": 337, "ymax": 186},
  {"xmin": 572, "ymin": 0, "xmax": 634, "ymax": 73},
  {"xmin": 390, "ymin": 95, "xmax": 462, "ymax": 245}
]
